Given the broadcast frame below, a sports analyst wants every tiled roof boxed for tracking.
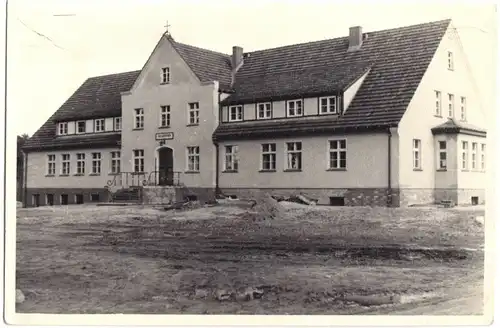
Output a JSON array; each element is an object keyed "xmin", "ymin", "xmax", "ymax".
[
  {"xmin": 214, "ymin": 19, "xmax": 451, "ymax": 141},
  {"xmin": 23, "ymin": 71, "xmax": 139, "ymax": 151},
  {"xmin": 170, "ymin": 38, "xmax": 233, "ymax": 90},
  {"xmin": 431, "ymin": 118, "xmax": 487, "ymax": 136}
]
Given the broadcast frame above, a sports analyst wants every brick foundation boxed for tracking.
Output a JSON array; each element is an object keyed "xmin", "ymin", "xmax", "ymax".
[
  {"xmin": 142, "ymin": 186, "xmax": 216, "ymax": 205},
  {"xmin": 220, "ymin": 188, "xmax": 400, "ymax": 207},
  {"xmin": 24, "ymin": 188, "xmax": 108, "ymax": 207}
]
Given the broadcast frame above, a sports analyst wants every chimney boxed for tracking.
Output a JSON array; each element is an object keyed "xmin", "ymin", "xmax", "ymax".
[
  {"xmin": 230, "ymin": 46, "xmax": 244, "ymax": 87},
  {"xmin": 347, "ymin": 26, "xmax": 363, "ymax": 52}
]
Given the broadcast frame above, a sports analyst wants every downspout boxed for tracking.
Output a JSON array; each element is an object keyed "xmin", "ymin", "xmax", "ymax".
[
  {"xmin": 23, "ymin": 151, "xmax": 28, "ymax": 208},
  {"xmin": 387, "ymin": 128, "xmax": 392, "ymax": 207},
  {"xmin": 214, "ymin": 90, "xmax": 221, "ymax": 196}
]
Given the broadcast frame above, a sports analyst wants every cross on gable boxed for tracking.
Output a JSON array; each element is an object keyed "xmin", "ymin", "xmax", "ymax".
[{"xmin": 164, "ymin": 21, "xmax": 171, "ymax": 35}]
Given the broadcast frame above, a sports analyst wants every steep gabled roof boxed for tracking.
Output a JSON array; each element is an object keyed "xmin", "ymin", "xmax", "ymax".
[
  {"xmin": 170, "ymin": 39, "xmax": 233, "ymax": 90},
  {"xmin": 23, "ymin": 71, "xmax": 139, "ymax": 151},
  {"xmin": 214, "ymin": 19, "xmax": 451, "ymax": 141}
]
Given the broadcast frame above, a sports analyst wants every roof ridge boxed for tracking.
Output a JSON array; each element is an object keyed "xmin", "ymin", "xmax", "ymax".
[
  {"xmin": 86, "ymin": 69, "xmax": 141, "ymax": 80},
  {"xmin": 246, "ymin": 19, "xmax": 451, "ymax": 54}
]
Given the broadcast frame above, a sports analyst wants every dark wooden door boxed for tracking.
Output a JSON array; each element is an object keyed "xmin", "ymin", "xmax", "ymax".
[
  {"xmin": 158, "ymin": 147, "xmax": 174, "ymax": 186},
  {"xmin": 32, "ymin": 194, "xmax": 40, "ymax": 207}
]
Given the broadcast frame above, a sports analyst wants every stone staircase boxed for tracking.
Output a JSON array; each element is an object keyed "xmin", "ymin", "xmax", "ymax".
[{"xmin": 109, "ymin": 187, "xmax": 142, "ymax": 203}]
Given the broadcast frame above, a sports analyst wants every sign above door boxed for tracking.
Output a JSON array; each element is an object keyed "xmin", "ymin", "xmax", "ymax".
[{"xmin": 155, "ymin": 132, "xmax": 174, "ymax": 140}]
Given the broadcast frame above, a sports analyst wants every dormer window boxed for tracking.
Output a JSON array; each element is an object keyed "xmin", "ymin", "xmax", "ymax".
[
  {"xmin": 76, "ymin": 121, "xmax": 86, "ymax": 134},
  {"xmin": 287, "ymin": 100, "xmax": 303, "ymax": 117},
  {"xmin": 58, "ymin": 122, "xmax": 68, "ymax": 135},
  {"xmin": 114, "ymin": 117, "xmax": 122, "ymax": 131},
  {"xmin": 161, "ymin": 67, "xmax": 170, "ymax": 84},
  {"xmin": 94, "ymin": 119, "xmax": 105, "ymax": 132},
  {"xmin": 229, "ymin": 105, "xmax": 243, "ymax": 122},
  {"xmin": 319, "ymin": 96, "xmax": 339, "ymax": 114}
]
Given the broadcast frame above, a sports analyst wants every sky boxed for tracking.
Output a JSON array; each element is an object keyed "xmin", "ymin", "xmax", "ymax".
[{"xmin": 7, "ymin": 0, "xmax": 497, "ymax": 136}]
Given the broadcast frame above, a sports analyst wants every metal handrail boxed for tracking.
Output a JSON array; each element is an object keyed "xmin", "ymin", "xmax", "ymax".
[{"xmin": 106, "ymin": 171, "xmax": 183, "ymax": 188}]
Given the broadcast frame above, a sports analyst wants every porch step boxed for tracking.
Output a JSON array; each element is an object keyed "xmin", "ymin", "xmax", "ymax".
[{"xmin": 112, "ymin": 187, "xmax": 142, "ymax": 202}]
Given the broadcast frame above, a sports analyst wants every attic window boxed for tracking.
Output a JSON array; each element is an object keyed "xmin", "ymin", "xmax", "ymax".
[
  {"xmin": 94, "ymin": 119, "xmax": 105, "ymax": 132},
  {"xmin": 447, "ymin": 51, "xmax": 454, "ymax": 70},
  {"xmin": 319, "ymin": 96, "xmax": 339, "ymax": 114},
  {"xmin": 161, "ymin": 67, "xmax": 171, "ymax": 84},
  {"xmin": 58, "ymin": 122, "xmax": 68, "ymax": 135},
  {"xmin": 76, "ymin": 121, "xmax": 86, "ymax": 134}
]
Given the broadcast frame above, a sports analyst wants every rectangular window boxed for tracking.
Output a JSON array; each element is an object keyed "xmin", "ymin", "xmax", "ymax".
[
  {"xmin": 94, "ymin": 119, "xmax": 105, "ymax": 132},
  {"xmin": 257, "ymin": 103, "xmax": 272, "ymax": 119},
  {"xmin": 187, "ymin": 146, "xmax": 200, "ymax": 172},
  {"xmin": 161, "ymin": 67, "xmax": 170, "ymax": 84},
  {"xmin": 224, "ymin": 145, "xmax": 239, "ymax": 171},
  {"xmin": 46, "ymin": 194, "xmax": 54, "ymax": 206},
  {"xmin": 47, "ymin": 154, "xmax": 56, "ymax": 175},
  {"xmin": 160, "ymin": 105, "xmax": 171, "ymax": 127},
  {"xmin": 329, "ymin": 139, "xmax": 347, "ymax": 169},
  {"xmin": 110, "ymin": 151, "xmax": 121, "ymax": 174},
  {"xmin": 460, "ymin": 97, "xmax": 467, "ymax": 121},
  {"xmin": 114, "ymin": 117, "xmax": 121, "ymax": 131},
  {"xmin": 435, "ymin": 91, "xmax": 442, "ymax": 116},
  {"xmin": 134, "ymin": 108, "xmax": 144, "ymax": 129},
  {"xmin": 287, "ymin": 100, "xmax": 303, "ymax": 117},
  {"xmin": 481, "ymin": 143, "xmax": 486, "ymax": 171},
  {"xmin": 471, "ymin": 142, "xmax": 477, "ymax": 170},
  {"xmin": 413, "ymin": 139, "xmax": 421, "ymax": 170},
  {"xmin": 448, "ymin": 94, "xmax": 454, "ymax": 118},
  {"xmin": 58, "ymin": 122, "xmax": 68, "ymax": 135},
  {"xmin": 61, "ymin": 154, "xmax": 70, "ymax": 175},
  {"xmin": 91, "ymin": 152, "xmax": 102, "ymax": 175},
  {"xmin": 261, "ymin": 143, "xmax": 276, "ymax": 171},
  {"xmin": 229, "ymin": 105, "xmax": 243, "ymax": 122},
  {"xmin": 133, "ymin": 149, "xmax": 144, "ymax": 173},
  {"xmin": 462, "ymin": 141, "xmax": 469, "ymax": 170},
  {"xmin": 285, "ymin": 142, "xmax": 302, "ymax": 170},
  {"xmin": 76, "ymin": 121, "xmax": 86, "ymax": 134},
  {"xmin": 76, "ymin": 153, "xmax": 86, "ymax": 175},
  {"xmin": 60, "ymin": 194, "xmax": 68, "ymax": 205},
  {"xmin": 448, "ymin": 51, "xmax": 454, "ymax": 70},
  {"xmin": 320, "ymin": 96, "xmax": 338, "ymax": 114},
  {"xmin": 188, "ymin": 102, "xmax": 200, "ymax": 125},
  {"xmin": 438, "ymin": 141, "xmax": 447, "ymax": 170}
]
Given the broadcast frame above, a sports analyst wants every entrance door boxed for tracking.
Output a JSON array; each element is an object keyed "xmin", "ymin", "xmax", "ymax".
[{"xmin": 158, "ymin": 147, "xmax": 174, "ymax": 186}]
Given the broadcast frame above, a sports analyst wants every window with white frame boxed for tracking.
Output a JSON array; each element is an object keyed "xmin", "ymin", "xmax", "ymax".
[
  {"xmin": 435, "ymin": 90, "xmax": 442, "ymax": 116},
  {"xmin": 285, "ymin": 142, "xmax": 302, "ymax": 170},
  {"xmin": 413, "ymin": 139, "xmax": 421, "ymax": 170},
  {"xmin": 261, "ymin": 143, "xmax": 276, "ymax": 171},
  {"xmin": 328, "ymin": 139, "xmax": 347, "ymax": 169},
  {"xmin": 47, "ymin": 154, "xmax": 56, "ymax": 175},
  {"xmin": 438, "ymin": 141, "xmax": 447, "ymax": 170},
  {"xmin": 481, "ymin": 143, "xmax": 486, "ymax": 171},
  {"xmin": 187, "ymin": 146, "xmax": 200, "ymax": 172},
  {"xmin": 110, "ymin": 151, "xmax": 121, "ymax": 174},
  {"xmin": 58, "ymin": 122, "xmax": 68, "ymax": 135},
  {"xmin": 229, "ymin": 105, "xmax": 243, "ymax": 122},
  {"xmin": 447, "ymin": 51, "xmax": 454, "ymax": 70},
  {"xmin": 287, "ymin": 100, "xmax": 303, "ymax": 117},
  {"xmin": 76, "ymin": 121, "xmax": 86, "ymax": 134},
  {"xmin": 471, "ymin": 142, "xmax": 477, "ymax": 170},
  {"xmin": 61, "ymin": 154, "xmax": 70, "ymax": 175},
  {"xmin": 134, "ymin": 108, "xmax": 144, "ymax": 129},
  {"xmin": 161, "ymin": 67, "xmax": 171, "ymax": 84},
  {"xmin": 188, "ymin": 102, "xmax": 200, "ymax": 125},
  {"xmin": 76, "ymin": 153, "xmax": 86, "ymax": 175},
  {"xmin": 257, "ymin": 103, "xmax": 272, "ymax": 119},
  {"xmin": 114, "ymin": 117, "xmax": 121, "ymax": 131},
  {"xmin": 461, "ymin": 141, "xmax": 469, "ymax": 170},
  {"xmin": 460, "ymin": 97, "xmax": 467, "ymax": 121},
  {"xmin": 94, "ymin": 119, "xmax": 105, "ymax": 132},
  {"xmin": 448, "ymin": 94, "xmax": 454, "ymax": 118},
  {"xmin": 133, "ymin": 149, "xmax": 144, "ymax": 173},
  {"xmin": 320, "ymin": 96, "xmax": 338, "ymax": 114},
  {"xmin": 224, "ymin": 145, "xmax": 239, "ymax": 171},
  {"xmin": 160, "ymin": 105, "xmax": 171, "ymax": 127},
  {"xmin": 91, "ymin": 152, "xmax": 102, "ymax": 174}
]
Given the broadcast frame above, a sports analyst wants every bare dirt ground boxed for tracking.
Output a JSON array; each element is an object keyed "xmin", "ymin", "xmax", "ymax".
[{"xmin": 15, "ymin": 203, "xmax": 484, "ymax": 315}]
